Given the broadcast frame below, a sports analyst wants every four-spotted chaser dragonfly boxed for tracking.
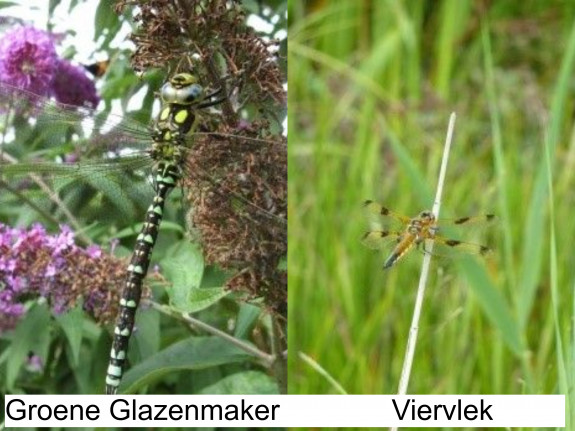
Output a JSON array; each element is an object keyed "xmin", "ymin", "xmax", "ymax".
[{"xmin": 362, "ymin": 200, "xmax": 495, "ymax": 269}]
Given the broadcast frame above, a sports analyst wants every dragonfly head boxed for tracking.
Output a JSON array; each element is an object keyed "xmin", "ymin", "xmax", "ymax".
[
  {"xmin": 418, "ymin": 210, "xmax": 435, "ymax": 223},
  {"xmin": 170, "ymin": 73, "xmax": 199, "ymax": 88},
  {"xmin": 160, "ymin": 73, "xmax": 204, "ymax": 105}
]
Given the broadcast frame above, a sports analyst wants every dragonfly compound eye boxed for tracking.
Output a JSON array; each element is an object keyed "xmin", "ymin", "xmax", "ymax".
[
  {"xmin": 160, "ymin": 82, "xmax": 178, "ymax": 103},
  {"xmin": 419, "ymin": 210, "xmax": 433, "ymax": 220},
  {"xmin": 176, "ymin": 83, "xmax": 203, "ymax": 104},
  {"xmin": 161, "ymin": 81, "xmax": 203, "ymax": 105}
]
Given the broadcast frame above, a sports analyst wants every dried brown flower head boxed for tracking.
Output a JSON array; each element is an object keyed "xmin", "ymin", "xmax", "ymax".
[
  {"xmin": 114, "ymin": 0, "xmax": 287, "ymax": 317},
  {"xmin": 115, "ymin": 0, "xmax": 285, "ymax": 105},
  {"xmin": 185, "ymin": 121, "xmax": 287, "ymax": 317}
]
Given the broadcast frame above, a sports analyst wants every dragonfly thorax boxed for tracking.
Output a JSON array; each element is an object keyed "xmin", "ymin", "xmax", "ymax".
[
  {"xmin": 152, "ymin": 105, "xmax": 198, "ymax": 143},
  {"xmin": 149, "ymin": 141, "xmax": 184, "ymax": 165},
  {"xmin": 151, "ymin": 73, "xmax": 206, "ymax": 145},
  {"xmin": 407, "ymin": 211, "xmax": 436, "ymax": 242}
]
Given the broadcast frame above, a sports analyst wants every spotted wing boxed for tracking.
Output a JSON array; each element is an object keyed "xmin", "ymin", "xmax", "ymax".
[
  {"xmin": 437, "ymin": 214, "xmax": 496, "ymax": 227},
  {"xmin": 361, "ymin": 229, "xmax": 403, "ymax": 250},
  {"xmin": 363, "ymin": 200, "xmax": 411, "ymax": 224},
  {"xmin": 427, "ymin": 213, "xmax": 495, "ymax": 257},
  {"xmin": 422, "ymin": 234, "xmax": 492, "ymax": 257}
]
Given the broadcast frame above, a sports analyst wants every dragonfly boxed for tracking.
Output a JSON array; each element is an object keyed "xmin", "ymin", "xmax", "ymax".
[
  {"xmin": 362, "ymin": 200, "xmax": 494, "ymax": 269},
  {"xmin": 0, "ymin": 73, "xmax": 286, "ymax": 394}
]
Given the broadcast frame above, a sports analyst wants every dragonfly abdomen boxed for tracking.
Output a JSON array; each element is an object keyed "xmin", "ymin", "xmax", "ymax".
[
  {"xmin": 105, "ymin": 161, "xmax": 179, "ymax": 394},
  {"xmin": 384, "ymin": 235, "xmax": 416, "ymax": 269}
]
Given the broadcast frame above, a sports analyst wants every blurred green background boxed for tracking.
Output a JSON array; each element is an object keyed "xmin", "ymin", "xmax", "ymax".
[{"xmin": 288, "ymin": 0, "xmax": 573, "ymax": 428}]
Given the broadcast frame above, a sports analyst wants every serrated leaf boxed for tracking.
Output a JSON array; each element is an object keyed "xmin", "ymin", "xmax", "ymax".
[{"xmin": 119, "ymin": 336, "xmax": 252, "ymax": 394}]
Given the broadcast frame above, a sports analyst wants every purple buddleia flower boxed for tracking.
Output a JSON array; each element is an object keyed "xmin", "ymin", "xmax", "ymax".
[
  {"xmin": 52, "ymin": 59, "xmax": 99, "ymax": 108},
  {"xmin": 0, "ymin": 290, "xmax": 25, "ymax": 331},
  {"xmin": 0, "ymin": 26, "xmax": 100, "ymax": 110},
  {"xmin": 26, "ymin": 352, "xmax": 44, "ymax": 372},
  {"xmin": 0, "ymin": 26, "xmax": 58, "ymax": 96},
  {"xmin": 0, "ymin": 222, "xmax": 130, "ymax": 333},
  {"xmin": 86, "ymin": 245, "xmax": 102, "ymax": 258}
]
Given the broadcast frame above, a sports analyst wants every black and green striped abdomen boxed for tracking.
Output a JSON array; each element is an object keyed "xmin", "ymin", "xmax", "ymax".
[{"xmin": 105, "ymin": 162, "xmax": 179, "ymax": 393}]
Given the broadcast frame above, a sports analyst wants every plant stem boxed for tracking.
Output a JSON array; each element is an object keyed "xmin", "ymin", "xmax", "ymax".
[
  {"xmin": 147, "ymin": 300, "xmax": 275, "ymax": 367},
  {"xmin": 391, "ymin": 112, "xmax": 456, "ymax": 431},
  {"xmin": 271, "ymin": 314, "xmax": 288, "ymax": 394}
]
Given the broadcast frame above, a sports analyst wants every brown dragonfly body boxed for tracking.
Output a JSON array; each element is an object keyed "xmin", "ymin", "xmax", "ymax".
[{"xmin": 362, "ymin": 200, "xmax": 494, "ymax": 269}]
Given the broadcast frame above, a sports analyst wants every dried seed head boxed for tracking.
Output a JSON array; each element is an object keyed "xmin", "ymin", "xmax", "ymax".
[{"xmin": 184, "ymin": 122, "xmax": 287, "ymax": 317}]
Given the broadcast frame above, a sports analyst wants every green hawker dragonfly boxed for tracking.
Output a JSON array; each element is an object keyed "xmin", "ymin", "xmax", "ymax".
[{"xmin": 0, "ymin": 73, "xmax": 286, "ymax": 394}]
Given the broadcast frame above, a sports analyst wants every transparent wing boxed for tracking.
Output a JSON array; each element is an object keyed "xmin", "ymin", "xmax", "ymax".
[
  {"xmin": 0, "ymin": 82, "xmax": 287, "ymax": 228},
  {"xmin": 436, "ymin": 214, "xmax": 496, "ymax": 227},
  {"xmin": 361, "ymin": 230, "xmax": 403, "ymax": 250},
  {"xmin": 422, "ymin": 235, "xmax": 492, "ymax": 258},
  {"xmin": 0, "ymin": 81, "xmax": 152, "ymax": 153},
  {"xmin": 429, "ymin": 213, "xmax": 496, "ymax": 258},
  {"xmin": 0, "ymin": 153, "xmax": 151, "ymax": 178},
  {"xmin": 0, "ymin": 153, "xmax": 154, "ymax": 220},
  {"xmin": 363, "ymin": 200, "xmax": 411, "ymax": 225}
]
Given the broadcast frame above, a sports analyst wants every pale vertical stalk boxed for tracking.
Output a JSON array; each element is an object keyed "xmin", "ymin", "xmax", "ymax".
[{"xmin": 390, "ymin": 112, "xmax": 456, "ymax": 431}]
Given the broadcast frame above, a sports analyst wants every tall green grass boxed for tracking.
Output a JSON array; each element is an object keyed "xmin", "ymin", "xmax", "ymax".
[{"xmin": 288, "ymin": 0, "xmax": 574, "ymax": 429}]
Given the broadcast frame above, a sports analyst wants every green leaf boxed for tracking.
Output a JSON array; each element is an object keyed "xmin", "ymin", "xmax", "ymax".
[
  {"xmin": 91, "ymin": 331, "xmax": 114, "ymax": 394},
  {"xmin": 459, "ymin": 259, "xmax": 522, "ymax": 355},
  {"xmin": 199, "ymin": 371, "xmax": 278, "ymax": 394},
  {"xmin": 176, "ymin": 286, "xmax": 229, "ymax": 314},
  {"xmin": 130, "ymin": 308, "xmax": 160, "ymax": 362},
  {"xmin": 119, "ymin": 336, "xmax": 253, "ymax": 393},
  {"xmin": 6, "ymin": 304, "xmax": 51, "ymax": 389},
  {"xmin": 0, "ymin": 2, "xmax": 20, "ymax": 9},
  {"xmin": 234, "ymin": 303, "xmax": 261, "ymax": 339},
  {"xmin": 163, "ymin": 242, "xmax": 227, "ymax": 313},
  {"xmin": 55, "ymin": 304, "xmax": 85, "ymax": 367},
  {"xmin": 95, "ymin": 0, "xmax": 121, "ymax": 45},
  {"xmin": 114, "ymin": 221, "xmax": 184, "ymax": 240},
  {"xmin": 163, "ymin": 242, "xmax": 205, "ymax": 286},
  {"xmin": 48, "ymin": 0, "xmax": 60, "ymax": 15}
]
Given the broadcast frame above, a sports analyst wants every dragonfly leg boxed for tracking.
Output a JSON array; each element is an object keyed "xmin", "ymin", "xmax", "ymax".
[
  {"xmin": 198, "ymin": 87, "xmax": 226, "ymax": 109},
  {"xmin": 198, "ymin": 96, "xmax": 226, "ymax": 109},
  {"xmin": 204, "ymin": 87, "xmax": 223, "ymax": 99}
]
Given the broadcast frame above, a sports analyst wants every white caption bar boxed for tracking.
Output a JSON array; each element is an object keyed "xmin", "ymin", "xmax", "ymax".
[{"xmin": 4, "ymin": 394, "xmax": 565, "ymax": 427}]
